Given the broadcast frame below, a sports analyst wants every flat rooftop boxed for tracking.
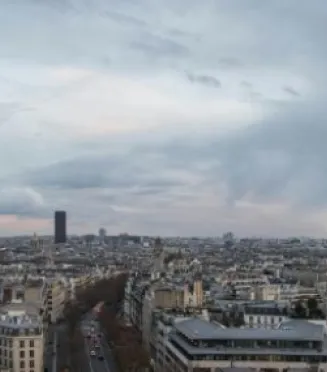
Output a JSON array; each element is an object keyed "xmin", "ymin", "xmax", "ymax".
[{"xmin": 174, "ymin": 318, "xmax": 324, "ymax": 341}]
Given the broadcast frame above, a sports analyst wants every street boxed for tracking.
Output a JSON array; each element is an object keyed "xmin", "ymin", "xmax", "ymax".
[
  {"xmin": 43, "ymin": 314, "xmax": 117, "ymax": 372},
  {"xmin": 43, "ymin": 324, "xmax": 61, "ymax": 372},
  {"xmin": 81, "ymin": 313, "xmax": 117, "ymax": 372}
]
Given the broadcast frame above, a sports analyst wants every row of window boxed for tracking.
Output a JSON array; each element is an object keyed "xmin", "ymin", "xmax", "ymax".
[
  {"xmin": 1, "ymin": 358, "xmax": 35, "ymax": 369},
  {"xmin": 0, "ymin": 327, "xmax": 42, "ymax": 336},
  {"xmin": 188, "ymin": 354, "xmax": 326, "ymax": 362},
  {"xmin": 20, "ymin": 340, "xmax": 35, "ymax": 348},
  {"xmin": 247, "ymin": 315, "xmax": 284, "ymax": 324},
  {"xmin": 169, "ymin": 339, "xmax": 327, "ymax": 362},
  {"xmin": 0, "ymin": 339, "xmax": 35, "ymax": 347},
  {"xmin": 173, "ymin": 332, "xmax": 321, "ymax": 350},
  {"xmin": 19, "ymin": 349, "xmax": 35, "ymax": 358}
]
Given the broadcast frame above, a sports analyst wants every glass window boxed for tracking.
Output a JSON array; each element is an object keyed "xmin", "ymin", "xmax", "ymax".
[
  {"xmin": 30, "ymin": 340, "xmax": 34, "ymax": 348},
  {"xmin": 20, "ymin": 350, "xmax": 25, "ymax": 358},
  {"xmin": 30, "ymin": 360, "xmax": 35, "ymax": 368},
  {"xmin": 20, "ymin": 360, "xmax": 25, "ymax": 368},
  {"xmin": 19, "ymin": 340, "xmax": 24, "ymax": 348},
  {"xmin": 30, "ymin": 350, "xmax": 34, "ymax": 357}
]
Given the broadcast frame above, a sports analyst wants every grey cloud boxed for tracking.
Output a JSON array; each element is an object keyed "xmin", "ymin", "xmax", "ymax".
[
  {"xmin": 132, "ymin": 99, "xmax": 327, "ymax": 210},
  {"xmin": 0, "ymin": 188, "xmax": 49, "ymax": 217},
  {"xmin": 130, "ymin": 33, "xmax": 189, "ymax": 58},
  {"xmin": 240, "ymin": 81, "xmax": 253, "ymax": 89},
  {"xmin": 214, "ymin": 102, "xmax": 327, "ymax": 207},
  {"xmin": 103, "ymin": 10, "xmax": 147, "ymax": 27},
  {"xmin": 20, "ymin": 152, "xmax": 187, "ymax": 194},
  {"xmin": 2, "ymin": 0, "xmax": 326, "ymax": 77},
  {"xmin": 283, "ymin": 86, "xmax": 301, "ymax": 97},
  {"xmin": 218, "ymin": 58, "xmax": 243, "ymax": 69},
  {"xmin": 186, "ymin": 72, "xmax": 221, "ymax": 88},
  {"xmin": 0, "ymin": 102, "xmax": 22, "ymax": 126}
]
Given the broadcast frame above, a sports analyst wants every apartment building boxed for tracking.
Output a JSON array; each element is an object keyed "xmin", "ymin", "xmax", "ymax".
[
  {"xmin": 46, "ymin": 280, "xmax": 65, "ymax": 324},
  {"xmin": 0, "ymin": 280, "xmax": 48, "ymax": 324},
  {"xmin": 67, "ymin": 274, "xmax": 93, "ymax": 300},
  {"xmin": 0, "ymin": 302, "xmax": 44, "ymax": 372},
  {"xmin": 250, "ymin": 285, "xmax": 281, "ymax": 301},
  {"xmin": 156, "ymin": 317, "xmax": 327, "ymax": 372},
  {"xmin": 243, "ymin": 303, "xmax": 289, "ymax": 329}
]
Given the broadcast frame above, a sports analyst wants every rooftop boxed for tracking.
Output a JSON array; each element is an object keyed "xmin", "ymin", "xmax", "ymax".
[{"xmin": 174, "ymin": 318, "xmax": 324, "ymax": 341}]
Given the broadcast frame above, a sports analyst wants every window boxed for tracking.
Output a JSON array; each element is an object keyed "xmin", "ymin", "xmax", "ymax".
[
  {"xmin": 30, "ymin": 360, "xmax": 35, "ymax": 368},
  {"xmin": 20, "ymin": 360, "xmax": 25, "ymax": 368},
  {"xmin": 30, "ymin": 350, "xmax": 34, "ymax": 358},
  {"xmin": 19, "ymin": 340, "xmax": 25, "ymax": 348},
  {"xmin": 20, "ymin": 350, "xmax": 25, "ymax": 358},
  {"xmin": 29, "ymin": 340, "xmax": 34, "ymax": 348}
]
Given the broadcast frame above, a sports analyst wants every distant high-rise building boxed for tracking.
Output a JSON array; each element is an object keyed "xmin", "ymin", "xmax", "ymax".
[
  {"xmin": 54, "ymin": 211, "xmax": 66, "ymax": 244},
  {"xmin": 99, "ymin": 228, "xmax": 106, "ymax": 241}
]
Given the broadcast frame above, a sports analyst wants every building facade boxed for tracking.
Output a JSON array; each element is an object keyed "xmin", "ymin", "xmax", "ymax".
[
  {"xmin": 156, "ymin": 317, "xmax": 327, "ymax": 372},
  {"xmin": 0, "ymin": 303, "xmax": 44, "ymax": 372},
  {"xmin": 54, "ymin": 211, "xmax": 66, "ymax": 244}
]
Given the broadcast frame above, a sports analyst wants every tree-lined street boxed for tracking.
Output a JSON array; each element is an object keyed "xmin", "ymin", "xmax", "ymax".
[{"xmin": 60, "ymin": 273, "xmax": 149, "ymax": 372}]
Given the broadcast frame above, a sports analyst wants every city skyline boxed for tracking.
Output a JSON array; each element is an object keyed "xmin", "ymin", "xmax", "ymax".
[{"xmin": 0, "ymin": 0, "xmax": 326, "ymax": 237}]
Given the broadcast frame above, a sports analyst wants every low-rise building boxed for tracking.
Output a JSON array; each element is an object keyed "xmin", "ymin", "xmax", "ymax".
[{"xmin": 157, "ymin": 317, "xmax": 327, "ymax": 372}]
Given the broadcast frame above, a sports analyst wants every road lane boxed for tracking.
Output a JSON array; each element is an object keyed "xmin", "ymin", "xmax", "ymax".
[
  {"xmin": 84, "ymin": 335, "xmax": 95, "ymax": 372},
  {"xmin": 82, "ymin": 315, "xmax": 113, "ymax": 372},
  {"xmin": 56, "ymin": 323, "xmax": 71, "ymax": 371},
  {"xmin": 52, "ymin": 331, "xmax": 57, "ymax": 372}
]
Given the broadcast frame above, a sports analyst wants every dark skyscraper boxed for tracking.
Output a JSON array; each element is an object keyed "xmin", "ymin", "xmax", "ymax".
[{"xmin": 54, "ymin": 211, "xmax": 66, "ymax": 244}]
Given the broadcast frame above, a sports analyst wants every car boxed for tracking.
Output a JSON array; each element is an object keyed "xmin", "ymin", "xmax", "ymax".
[
  {"xmin": 90, "ymin": 350, "xmax": 96, "ymax": 357},
  {"xmin": 98, "ymin": 355, "xmax": 104, "ymax": 360}
]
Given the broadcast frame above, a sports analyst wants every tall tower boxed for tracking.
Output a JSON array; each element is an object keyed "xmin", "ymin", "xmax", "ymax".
[
  {"xmin": 99, "ymin": 228, "xmax": 106, "ymax": 243},
  {"xmin": 54, "ymin": 211, "xmax": 67, "ymax": 244}
]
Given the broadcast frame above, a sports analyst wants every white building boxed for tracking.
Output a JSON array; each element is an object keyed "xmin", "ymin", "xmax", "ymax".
[{"xmin": 244, "ymin": 303, "xmax": 289, "ymax": 329}]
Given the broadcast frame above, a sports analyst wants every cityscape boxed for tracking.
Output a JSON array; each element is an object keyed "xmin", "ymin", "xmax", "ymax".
[
  {"xmin": 0, "ymin": 212, "xmax": 327, "ymax": 371},
  {"xmin": 1, "ymin": 1, "xmax": 327, "ymax": 372}
]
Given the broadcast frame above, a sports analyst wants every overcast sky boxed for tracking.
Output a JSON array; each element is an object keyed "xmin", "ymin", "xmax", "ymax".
[{"xmin": 0, "ymin": 0, "xmax": 326, "ymax": 237}]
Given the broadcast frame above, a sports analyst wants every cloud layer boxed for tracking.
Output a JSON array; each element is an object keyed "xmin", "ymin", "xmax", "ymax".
[{"xmin": 0, "ymin": 0, "xmax": 326, "ymax": 237}]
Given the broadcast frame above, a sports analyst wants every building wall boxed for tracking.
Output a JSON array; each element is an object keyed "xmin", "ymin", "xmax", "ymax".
[
  {"xmin": 54, "ymin": 210, "xmax": 66, "ymax": 244},
  {"xmin": 244, "ymin": 313, "xmax": 289, "ymax": 329},
  {"xmin": 160, "ymin": 337, "xmax": 327, "ymax": 372},
  {"xmin": 154, "ymin": 289, "xmax": 184, "ymax": 309},
  {"xmin": 47, "ymin": 281, "xmax": 65, "ymax": 323},
  {"xmin": 12, "ymin": 336, "xmax": 44, "ymax": 372}
]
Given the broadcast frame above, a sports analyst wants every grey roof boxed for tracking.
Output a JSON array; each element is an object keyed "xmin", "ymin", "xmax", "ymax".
[
  {"xmin": 215, "ymin": 369, "xmax": 256, "ymax": 372},
  {"xmin": 174, "ymin": 318, "xmax": 324, "ymax": 341},
  {"xmin": 169, "ymin": 334, "xmax": 327, "ymax": 356}
]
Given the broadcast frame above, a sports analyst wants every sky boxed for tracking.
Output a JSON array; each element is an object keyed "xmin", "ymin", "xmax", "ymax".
[{"xmin": 0, "ymin": 0, "xmax": 327, "ymax": 237}]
